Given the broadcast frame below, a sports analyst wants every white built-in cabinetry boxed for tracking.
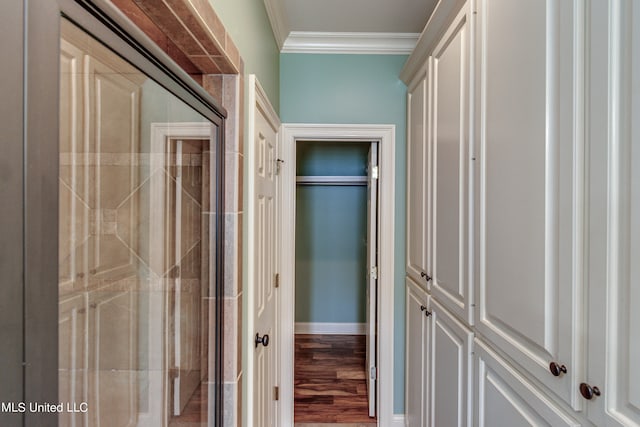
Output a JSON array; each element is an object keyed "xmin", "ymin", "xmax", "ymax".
[{"xmin": 403, "ymin": 0, "xmax": 640, "ymax": 426}]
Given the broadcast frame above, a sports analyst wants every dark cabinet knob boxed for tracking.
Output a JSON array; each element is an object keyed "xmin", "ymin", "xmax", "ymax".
[
  {"xmin": 579, "ymin": 383, "xmax": 601, "ymax": 400},
  {"xmin": 420, "ymin": 272, "xmax": 432, "ymax": 282},
  {"xmin": 549, "ymin": 362, "xmax": 567, "ymax": 377},
  {"xmin": 420, "ymin": 305, "xmax": 427, "ymax": 312},
  {"xmin": 255, "ymin": 333, "xmax": 269, "ymax": 348},
  {"xmin": 424, "ymin": 310, "xmax": 432, "ymax": 317}
]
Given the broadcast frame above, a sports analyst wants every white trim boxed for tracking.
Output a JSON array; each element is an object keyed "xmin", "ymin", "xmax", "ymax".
[
  {"xmin": 280, "ymin": 123, "xmax": 396, "ymax": 427},
  {"xmin": 263, "ymin": 0, "xmax": 289, "ymax": 49},
  {"xmin": 246, "ymin": 75, "xmax": 281, "ymax": 427},
  {"xmin": 392, "ymin": 414, "xmax": 406, "ymax": 426},
  {"xmin": 282, "ymin": 31, "xmax": 419, "ymax": 54},
  {"xmin": 294, "ymin": 322, "xmax": 366, "ymax": 335}
]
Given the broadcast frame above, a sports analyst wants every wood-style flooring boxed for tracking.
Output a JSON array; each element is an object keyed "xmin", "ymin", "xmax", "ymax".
[
  {"xmin": 169, "ymin": 383, "xmax": 207, "ymax": 427},
  {"xmin": 294, "ymin": 334, "xmax": 376, "ymax": 425}
]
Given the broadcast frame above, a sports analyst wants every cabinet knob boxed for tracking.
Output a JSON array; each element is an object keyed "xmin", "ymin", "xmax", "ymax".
[
  {"xmin": 420, "ymin": 305, "xmax": 427, "ymax": 312},
  {"xmin": 579, "ymin": 383, "xmax": 601, "ymax": 400},
  {"xmin": 549, "ymin": 362, "xmax": 567, "ymax": 377},
  {"xmin": 424, "ymin": 310, "xmax": 432, "ymax": 317},
  {"xmin": 420, "ymin": 272, "xmax": 432, "ymax": 282},
  {"xmin": 255, "ymin": 333, "xmax": 269, "ymax": 348}
]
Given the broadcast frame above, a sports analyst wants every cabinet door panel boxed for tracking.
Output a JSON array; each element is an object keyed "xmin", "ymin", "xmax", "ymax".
[
  {"xmin": 432, "ymin": 4, "xmax": 472, "ymax": 324},
  {"xmin": 587, "ymin": 2, "xmax": 640, "ymax": 425},
  {"xmin": 475, "ymin": 0, "xmax": 585, "ymax": 406},
  {"xmin": 405, "ymin": 277, "xmax": 429, "ymax": 427},
  {"xmin": 474, "ymin": 339, "xmax": 581, "ymax": 427},
  {"xmin": 429, "ymin": 299, "xmax": 472, "ymax": 427},
  {"xmin": 406, "ymin": 67, "xmax": 431, "ymax": 287}
]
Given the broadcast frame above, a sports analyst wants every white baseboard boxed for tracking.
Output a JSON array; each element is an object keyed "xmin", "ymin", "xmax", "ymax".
[
  {"xmin": 294, "ymin": 322, "xmax": 366, "ymax": 335},
  {"xmin": 392, "ymin": 414, "xmax": 406, "ymax": 426}
]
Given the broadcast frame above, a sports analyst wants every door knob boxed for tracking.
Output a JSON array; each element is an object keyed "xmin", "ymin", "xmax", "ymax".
[
  {"xmin": 255, "ymin": 333, "xmax": 269, "ymax": 348},
  {"xmin": 579, "ymin": 383, "xmax": 601, "ymax": 400},
  {"xmin": 420, "ymin": 272, "xmax": 432, "ymax": 282},
  {"xmin": 549, "ymin": 362, "xmax": 567, "ymax": 377}
]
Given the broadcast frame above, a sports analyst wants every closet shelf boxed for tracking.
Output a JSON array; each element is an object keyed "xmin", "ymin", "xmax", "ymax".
[{"xmin": 296, "ymin": 175, "xmax": 368, "ymax": 186}]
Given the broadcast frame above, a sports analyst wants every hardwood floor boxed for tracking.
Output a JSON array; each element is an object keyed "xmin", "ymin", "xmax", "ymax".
[{"xmin": 294, "ymin": 334, "xmax": 376, "ymax": 425}]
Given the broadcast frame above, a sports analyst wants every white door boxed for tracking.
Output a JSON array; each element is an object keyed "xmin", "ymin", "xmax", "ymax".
[
  {"xmin": 366, "ymin": 143, "xmax": 379, "ymax": 418},
  {"xmin": 405, "ymin": 277, "xmax": 429, "ymax": 427},
  {"xmin": 431, "ymin": 4, "xmax": 472, "ymax": 324},
  {"xmin": 428, "ymin": 298, "xmax": 472, "ymax": 427},
  {"xmin": 252, "ymin": 95, "xmax": 280, "ymax": 427},
  {"xmin": 475, "ymin": 0, "xmax": 584, "ymax": 407},
  {"xmin": 406, "ymin": 67, "xmax": 432, "ymax": 288}
]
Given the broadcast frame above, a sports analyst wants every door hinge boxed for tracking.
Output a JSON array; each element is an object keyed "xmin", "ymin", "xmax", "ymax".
[
  {"xmin": 274, "ymin": 386, "xmax": 279, "ymax": 401},
  {"xmin": 372, "ymin": 166, "xmax": 379, "ymax": 180},
  {"xmin": 274, "ymin": 273, "xmax": 280, "ymax": 288},
  {"xmin": 370, "ymin": 367, "xmax": 377, "ymax": 380},
  {"xmin": 370, "ymin": 266, "xmax": 378, "ymax": 280}
]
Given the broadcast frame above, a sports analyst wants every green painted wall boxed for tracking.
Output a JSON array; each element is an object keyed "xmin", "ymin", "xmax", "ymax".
[
  {"xmin": 280, "ymin": 53, "xmax": 408, "ymax": 414},
  {"xmin": 295, "ymin": 142, "xmax": 369, "ymax": 324},
  {"xmin": 208, "ymin": 0, "xmax": 279, "ymax": 111}
]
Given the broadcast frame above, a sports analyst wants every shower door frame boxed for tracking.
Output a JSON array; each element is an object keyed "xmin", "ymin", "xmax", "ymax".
[{"xmin": 0, "ymin": 0, "xmax": 226, "ymax": 425}]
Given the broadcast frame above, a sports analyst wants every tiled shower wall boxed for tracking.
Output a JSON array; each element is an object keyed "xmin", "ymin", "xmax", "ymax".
[{"xmin": 110, "ymin": 1, "xmax": 246, "ymax": 425}]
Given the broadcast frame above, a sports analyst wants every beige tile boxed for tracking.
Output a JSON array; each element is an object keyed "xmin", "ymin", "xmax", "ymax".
[
  {"xmin": 225, "ymin": 152, "xmax": 242, "ymax": 212},
  {"xmin": 223, "ymin": 213, "xmax": 241, "ymax": 297},
  {"xmin": 223, "ymin": 295, "xmax": 241, "ymax": 381}
]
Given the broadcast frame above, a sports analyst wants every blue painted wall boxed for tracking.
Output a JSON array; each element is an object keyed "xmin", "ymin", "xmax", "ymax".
[
  {"xmin": 280, "ymin": 53, "xmax": 408, "ymax": 414},
  {"xmin": 295, "ymin": 142, "xmax": 369, "ymax": 324}
]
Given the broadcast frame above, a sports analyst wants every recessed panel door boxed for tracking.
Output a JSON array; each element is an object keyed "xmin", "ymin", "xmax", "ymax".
[{"xmin": 253, "ymin": 102, "xmax": 279, "ymax": 427}]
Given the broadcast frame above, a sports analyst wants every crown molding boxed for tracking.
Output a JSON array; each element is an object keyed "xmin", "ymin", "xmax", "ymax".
[
  {"xmin": 400, "ymin": 0, "xmax": 466, "ymax": 82},
  {"xmin": 263, "ymin": 0, "xmax": 289, "ymax": 49},
  {"xmin": 281, "ymin": 31, "xmax": 419, "ymax": 54}
]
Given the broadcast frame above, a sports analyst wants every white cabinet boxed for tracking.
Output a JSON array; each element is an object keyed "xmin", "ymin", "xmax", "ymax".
[
  {"xmin": 583, "ymin": 1, "xmax": 640, "ymax": 426},
  {"xmin": 430, "ymin": 3, "xmax": 473, "ymax": 325},
  {"xmin": 474, "ymin": 0, "xmax": 584, "ymax": 407},
  {"xmin": 405, "ymin": 278, "xmax": 473, "ymax": 427},
  {"xmin": 474, "ymin": 339, "xmax": 581, "ymax": 427},
  {"xmin": 404, "ymin": 0, "xmax": 640, "ymax": 425},
  {"xmin": 405, "ymin": 277, "xmax": 429, "ymax": 427},
  {"xmin": 428, "ymin": 298, "xmax": 472, "ymax": 427},
  {"xmin": 406, "ymin": 65, "xmax": 432, "ymax": 288}
]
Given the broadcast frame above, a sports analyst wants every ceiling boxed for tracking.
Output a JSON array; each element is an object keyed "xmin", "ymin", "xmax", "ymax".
[{"xmin": 264, "ymin": 0, "xmax": 439, "ymax": 53}]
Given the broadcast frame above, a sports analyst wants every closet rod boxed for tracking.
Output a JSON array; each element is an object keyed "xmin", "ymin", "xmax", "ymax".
[{"xmin": 296, "ymin": 175, "xmax": 367, "ymax": 186}]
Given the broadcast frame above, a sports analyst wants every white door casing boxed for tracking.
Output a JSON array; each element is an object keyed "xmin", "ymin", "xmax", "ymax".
[
  {"xmin": 280, "ymin": 124, "xmax": 396, "ymax": 426},
  {"xmin": 247, "ymin": 75, "xmax": 281, "ymax": 427},
  {"xmin": 366, "ymin": 143, "xmax": 379, "ymax": 418}
]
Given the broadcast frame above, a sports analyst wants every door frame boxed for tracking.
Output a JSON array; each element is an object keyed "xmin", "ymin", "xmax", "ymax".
[{"xmin": 279, "ymin": 124, "xmax": 396, "ymax": 426}]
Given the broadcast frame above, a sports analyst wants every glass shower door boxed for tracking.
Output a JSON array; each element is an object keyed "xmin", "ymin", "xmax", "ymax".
[{"xmin": 58, "ymin": 19, "xmax": 222, "ymax": 427}]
